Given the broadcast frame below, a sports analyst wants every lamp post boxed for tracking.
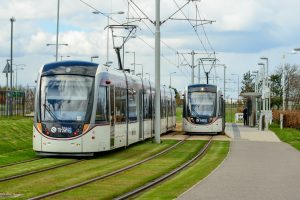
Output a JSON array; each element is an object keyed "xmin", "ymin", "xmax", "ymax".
[
  {"xmin": 145, "ymin": 72, "xmax": 151, "ymax": 80},
  {"xmin": 14, "ymin": 64, "xmax": 25, "ymax": 89},
  {"xmin": 55, "ymin": 0, "xmax": 60, "ymax": 62},
  {"xmin": 132, "ymin": 63, "xmax": 143, "ymax": 78},
  {"xmin": 126, "ymin": 51, "xmax": 136, "ymax": 74},
  {"xmin": 258, "ymin": 62, "xmax": 268, "ymax": 130},
  {"xmin": 60, "ymin": 55, "xmax": 70, "ymax": 61},
  {"xmin": 169, "ymin": 72, "xmax": 176, "ymax": 88},
  {"xmin": 91, "ymin": 55, "xmax": 99, "ymax": 62},
  {"xmin": 260, "ymin": 57, "xmax": 270, "ymax": 111},
  {"xmin": 93, "ymin": 11, "xmax": 124, "ymax": 63},
  {"xmin": 9, "ymin": 16, "xmax": 15, "ymax": 116},
  {"xmin": 47, "ymin": 43, "xmax": 68, "ymax": 61},
  {"xmin": 231, "ymin": 73, "xmax": 240, "ymax": 101}
]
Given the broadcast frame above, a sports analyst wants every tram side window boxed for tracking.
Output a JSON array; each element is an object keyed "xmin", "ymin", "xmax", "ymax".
[
  {"xmin": 173, "ymin": 99, "xmax": 176, "ymax": 116},
  {"xmin": 160, "ymin": 97, "xmax": 165, "ymax": 118},
  {"xmin": 144, "ymin": 93, "xmax": 151, "ymax": 119},
  {"xmin": 96, "ymin": 86, "xmax": 108, "ymax": 123},
  {"xmin": 168, "ymin": 99, "xmax": 173, "ymax": 117},
  {"xmin": 128, "ymin": 89, "xmax": 137, "ymax": 122},
  {"xmin": 115, "ymin": 87, "xmax": 127, "ymax": 123}
]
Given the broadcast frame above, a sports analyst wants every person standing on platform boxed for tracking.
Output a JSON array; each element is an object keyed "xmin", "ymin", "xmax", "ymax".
[{"xmin": 243, "ymin": 107, "xmax": 248, "ymax": 126}]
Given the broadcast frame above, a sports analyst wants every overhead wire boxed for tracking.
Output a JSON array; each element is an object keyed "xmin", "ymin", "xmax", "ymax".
[
  {"xmin": 80, "ymin": 0, "xmax": 213, "ymax": 81},
  {"xmin": 172, "ymin": 0, "xmax": 208, "ymax": 53},
  {"xmin": 194, "ymin": 2, "xmax": 215, "ymax": 53}
]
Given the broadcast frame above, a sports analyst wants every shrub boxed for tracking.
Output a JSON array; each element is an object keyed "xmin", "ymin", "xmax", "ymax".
[{"xmin": 272, "ymin": 110, "xmax": 300, "ymax": 130}]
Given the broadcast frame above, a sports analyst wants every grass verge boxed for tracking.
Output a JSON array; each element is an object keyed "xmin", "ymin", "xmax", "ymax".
[
  {"xmin": 0, "ymin": 158, "xmax": 75, "ymax": 179},
  {"xmin": 270, "ymin": 123, "xmax": 300, "ymax": 151},
  {"xmin": 136, "ymin": 141, "xmax": 230, "ymax": 199},
  {"xmin": 48, "ymin": 140, "xmax": 207, "ymax": 200},
  {"xmin": 0, "ymin": 140, "xmax": 176, "ymax": 199},
  {"xmin": 0, "ymin": 117, "xmax": 36, "ymax": 165}
]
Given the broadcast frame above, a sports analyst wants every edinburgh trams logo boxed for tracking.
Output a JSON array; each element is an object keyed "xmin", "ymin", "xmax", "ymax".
[{"xmin": 51, "ymin": 126, "xmax": 72, "ymax": 134}]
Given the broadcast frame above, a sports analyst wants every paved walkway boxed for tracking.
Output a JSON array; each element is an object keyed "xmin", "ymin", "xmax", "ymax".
[{"xmin": 178, "ymin": 123, "xmax": 300, "ymax": 200}]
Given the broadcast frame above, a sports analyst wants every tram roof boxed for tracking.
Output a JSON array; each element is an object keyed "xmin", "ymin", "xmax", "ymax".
[
  {"xmin": 42, "ymin": 60, "xmax": 98, "ymax": 76},
  {"xmin": 187, "ymin": 84, "xmax": 217, "ymax": 92}
]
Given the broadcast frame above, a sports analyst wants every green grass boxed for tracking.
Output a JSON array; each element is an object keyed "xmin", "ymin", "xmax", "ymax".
[
  {"xmin": 137, "ymin": 141, "xmax": 230, "ymax": 199},
  {"xmin": 48, "ymin": 140, "xmax": 207, "ymax": 200},
  {"xmin": 0, "ymin": 117, "xmax": 37, "ymax": 165},
  {"xmin": 0, "ymin": 140, "xmax": 177, "ymax": 199},
  {"xmin": 270, "ymin": 123, "xmax": 300, "ymax": 151},
  {"xmin": 0, "ymin": 158, "xmax": 75, "ymax": 179},
  {"xmin": 176, "ymin": 106, "xmax": 183, "ymax": 123}
]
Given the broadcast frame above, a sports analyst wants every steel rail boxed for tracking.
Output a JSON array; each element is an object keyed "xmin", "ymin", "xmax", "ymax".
[
  {"xmin": 0, "ymin": 159, "xmax": 84, "ymax": 182},
  {"xmin": 115, "ymin": 136, "xmax": 214, "ymax": 200},
  {"xmin": 0, "ymin": 158, "xmax": 42, "ymax": 169},
  {"xmin": 28, "ymin": 137, "xmax": 189, "ymax": 200}
]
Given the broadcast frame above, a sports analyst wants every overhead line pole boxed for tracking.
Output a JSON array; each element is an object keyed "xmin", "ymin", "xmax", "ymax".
[
  {"xmin": 155, "ymin": 0, "xmax": 161, "ymax": 143},
  {"xmin": 191, "ymin": 50, "xmax": 195, "ymax": 84},
  {"xmin": 10, "ymin": 17, "xmax": 15, "ymax": 116},
  {"xmin": 56, "ymin": 0, "xmax": 60, "ymax": 62}
]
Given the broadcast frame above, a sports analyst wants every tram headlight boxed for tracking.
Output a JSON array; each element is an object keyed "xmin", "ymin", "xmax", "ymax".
[
  {"xmin": 82, "ymin": 124, "xmax": 89, "ymax": 133},
  {"xmin": 36, "ymin": 123, "xmax": 43, "ymax": 133}
]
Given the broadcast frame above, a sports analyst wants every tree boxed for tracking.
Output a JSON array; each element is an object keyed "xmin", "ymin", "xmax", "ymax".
[
  {"xmin": 270, "ymin": 63, "xmax": 300, "ymax": 110},
  {"xmin": 240, "ymin": 71, "xmax": 255, "ymax": 93},
  {"xmin": 269, "ymin": 73, "xmax": 282, "ymax": 108}
]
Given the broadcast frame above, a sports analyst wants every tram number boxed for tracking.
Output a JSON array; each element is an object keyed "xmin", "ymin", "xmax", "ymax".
[{"xmin": 199, "ymin": 119, "xmax": 207, "ymax": 123}]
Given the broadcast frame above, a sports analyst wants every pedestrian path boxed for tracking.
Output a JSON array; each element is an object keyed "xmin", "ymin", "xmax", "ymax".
[
  {"xmin": 178, "ymin": 123, "xmax": 300, "ymax": 200},
  {"xmin": 226, "ymin": 123, "xmax": 281, "ymax": 142}
]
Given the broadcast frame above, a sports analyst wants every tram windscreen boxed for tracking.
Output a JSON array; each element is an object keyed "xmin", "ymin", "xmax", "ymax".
[
  {"xmin": 188, "ymin": 92, "xmax": 216, "ymax": 117},
  {"xmin": 40, "ymin": 75, "xmax": 93, "ymax": 122}
]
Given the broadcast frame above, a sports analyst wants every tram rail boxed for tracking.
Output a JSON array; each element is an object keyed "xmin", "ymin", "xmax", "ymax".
[
  {"xmin": 115, "ymin": 136, "xmax": 214, "ymax": 200},
  {"xmin": 0, "ymin": 158, "xmax": 42, "ymax": 169},
  {"xmin": 0, "ymin": 159, "xmax": 84, "ymax": 182},
  {"xmin": 28, "ymin": 136, "xmax": 189, "ymax": 200}
]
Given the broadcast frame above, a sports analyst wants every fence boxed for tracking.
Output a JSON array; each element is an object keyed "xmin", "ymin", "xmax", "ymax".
[
  {"xmin": 0, "ymin": 90, "xmax": 25, "ymax": 116},
  {"xmin": 225, "ymin": 98, "xmax": 244, "ymax": 123}
]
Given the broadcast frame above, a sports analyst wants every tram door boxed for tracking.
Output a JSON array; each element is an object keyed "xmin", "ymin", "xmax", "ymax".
[{"xmin": 109, "ymin": 85, "xmax": 115, "ymax": 148}]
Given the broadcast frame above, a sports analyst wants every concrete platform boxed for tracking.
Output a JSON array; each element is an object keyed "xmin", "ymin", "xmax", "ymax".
[
  {"xmin": 178, "ymin": 123, "xmax": 300, "ymax": 200},
  {"xmin": 226, "ymin": 123, "xmax": 281, "ymax": 142}
]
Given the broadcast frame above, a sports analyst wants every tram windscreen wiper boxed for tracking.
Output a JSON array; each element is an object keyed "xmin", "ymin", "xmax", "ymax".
[{"xmin": 43, "ymin": 104, "xmax": 59, "ymax": 122}]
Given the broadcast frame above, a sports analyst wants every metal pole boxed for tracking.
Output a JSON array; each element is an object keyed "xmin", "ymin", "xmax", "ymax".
[
  {"xmin": 6, "ymin": 60, "xmax": 8, "ymax": 116},
  {"xmin": 106, "ymin": 16, "xmax": 110, "ymax": 63},
  {"xmin": 237, "ymin": 75, "xmax": 239, "ymax": 101},
  {"xmin": 16, "ymin": 67, "xmax": 17, "ymax": 89},
  {"xmin": 55, "ymin": 0, "xmax": 60, "ymax": 62},
  {"xmin": 224, "ymin": 65, "xmax": 226, "ymax": 100},
  {"xmin": 133, "ymin": 52, "xmax": 136, "ymax": 75},
  {"xmin": 267, "ymin": 58, "xmax": 270, "ymax": 111},
  {"xmin": 122, "ymin": 37, "xmax": 125, "ymax": 69},
  {"xmin": 198, "ymin": 61, "xmax": 200, "ymax": 84},
  {"xmin": 191, "ymin": 50, "xmax": 195, "ymax": 84},
  {"xmin": 141, "ymin": 64, "xmax": 144, "ymax": 79},
  {"xmin": 155, "ymin": 0, "xmax": 161, "ymax": 144},
  {"xmin": 10, "ymin": 17, "xmax": 15, "ymax": 116},
  {"xmin": 282, "ymin": 54, "xmax": 285, "ymax": 111}
]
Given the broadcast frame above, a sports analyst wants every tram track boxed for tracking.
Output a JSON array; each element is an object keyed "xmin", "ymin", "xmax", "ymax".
[
  {"xmin": 0, "ymin": 159, "xmax": 85, "ymax": 182},
  {"xmin": 0, "ymin": 158, "xmax": 43, "ymax": 169},
  {"xmin": 28, "ymin": 137, "xmax": 189, "ymax": 200},
  {"xmin": 115, "ymin": 136, "xmax": 214, "ymax": 200}
]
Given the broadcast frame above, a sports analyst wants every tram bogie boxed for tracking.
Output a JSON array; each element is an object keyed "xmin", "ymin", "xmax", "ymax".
[{"xmin": 33, "ymin": 61, "xmax": 176, "ymax": 156}]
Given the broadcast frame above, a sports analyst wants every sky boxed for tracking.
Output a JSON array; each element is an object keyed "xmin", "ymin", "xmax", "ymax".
[{"xmin": 0, "ymin": 0, "xmax": 300, "ymax": 100}]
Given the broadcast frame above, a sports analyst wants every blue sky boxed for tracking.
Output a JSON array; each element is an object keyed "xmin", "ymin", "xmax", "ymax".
[{"xmin": 0, "ymin": 0, "xmax": 300, "ymax": 100}]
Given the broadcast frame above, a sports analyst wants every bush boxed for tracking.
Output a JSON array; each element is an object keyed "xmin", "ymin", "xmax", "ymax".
[{"xmin": 272, "ymin": 110, "xmax": 300, "ymax": 130}]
